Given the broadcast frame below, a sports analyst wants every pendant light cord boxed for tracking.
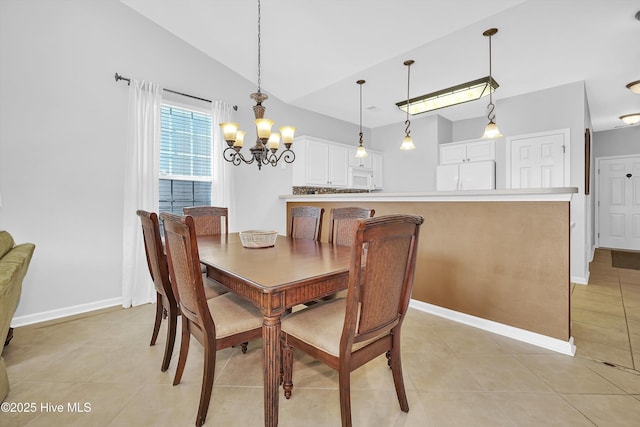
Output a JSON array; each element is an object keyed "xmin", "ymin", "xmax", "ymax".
[
  {"xmin": 404, "ymin": 61, "xmax": 412, "ymax": 136},
  {"xmin": 486, "ymin": 31, "xmax": 496, "ymax": 122},
  {"xmin": 359, "ymin": 81, "xmax": 364, "ymax": 144}
]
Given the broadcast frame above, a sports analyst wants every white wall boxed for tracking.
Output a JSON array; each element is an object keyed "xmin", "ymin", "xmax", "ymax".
[
  {"xmin": 593, "ymin": 126, "xmax": 640, "ymax": 158},
  {"xmin": 371, "ymin": 114, "xmax": 447, "ymax": 192},
  {"xmin": 0, "ymin": 0, "xmax": 358, "ymax": 322}
]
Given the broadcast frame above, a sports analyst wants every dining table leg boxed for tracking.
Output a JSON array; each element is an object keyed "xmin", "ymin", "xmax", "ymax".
[{"xmin": 263, "ymin": 313, "xmax": 281, "ymax": 427}]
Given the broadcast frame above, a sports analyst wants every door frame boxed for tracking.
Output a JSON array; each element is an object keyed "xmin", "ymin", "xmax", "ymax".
[
  {"xmin": 595, "ymin": 153, "xmax": 640, "ymax": 249},
  {"xmin": 505, "ymin": 128, "xmax": 571, "ymax": 189}
]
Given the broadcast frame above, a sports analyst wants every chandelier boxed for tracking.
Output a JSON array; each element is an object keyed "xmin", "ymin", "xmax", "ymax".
[{"xmin": 219, "ymin": 0, "xmax": 295, "ymax": 170}]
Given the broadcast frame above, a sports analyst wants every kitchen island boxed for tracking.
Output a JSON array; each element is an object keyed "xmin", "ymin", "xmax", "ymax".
[{"xmin": 281, "ymin": 188, "xmax": 578, "ymax": 355}]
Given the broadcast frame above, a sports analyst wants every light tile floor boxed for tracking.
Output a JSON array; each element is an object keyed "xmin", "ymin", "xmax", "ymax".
[
  {"xmin": 572, "ymin": 249, "xmax": 640, "ymax": 371},
  {"xmin": 3, "ymin": 250, "xmax": 640, "ymax": 426}
]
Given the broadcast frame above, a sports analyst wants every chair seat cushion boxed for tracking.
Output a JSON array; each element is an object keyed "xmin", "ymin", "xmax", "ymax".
[
  {"xmin": 281, "ymin": 299, "xmax": 384, "ymax": 357},
  {"xmin": 207, "ymin": 293, "xmax": 263, "ymax": 339},
  {"xmin": 203, "ymin": 276, "xmax": 228, "ymax": 299}
]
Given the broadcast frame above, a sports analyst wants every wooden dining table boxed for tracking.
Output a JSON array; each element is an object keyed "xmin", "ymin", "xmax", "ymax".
[{"xmin": 197, "ymin": 232, "xmax": 352, "ymax": 427}]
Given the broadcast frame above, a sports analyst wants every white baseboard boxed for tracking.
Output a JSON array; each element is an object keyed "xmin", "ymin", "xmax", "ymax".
[
  {"xmin": 571, "ymin": 273, "xmax": 589, "ymax": 285},
  {"xmin": 409, "ymin": 299, "xmax": 576, "ymax": 356},
  {"xmin": 11, "ymin": 297, "xmax": 123, "ymax": 327}
]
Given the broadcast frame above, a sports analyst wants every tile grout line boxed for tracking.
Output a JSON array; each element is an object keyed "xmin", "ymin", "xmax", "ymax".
[{"xmin": 617, "ymin": 266, "xmax": 638, "ymax": 371}]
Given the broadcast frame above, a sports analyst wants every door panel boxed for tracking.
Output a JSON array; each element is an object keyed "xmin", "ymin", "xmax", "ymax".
[
  {"xmin": 598, "ymin": 156, "xmax": 640, "ymax": 250},
  {"xmin": 509, "ymin": 132, "xmax": 566, "ymax": 189}
]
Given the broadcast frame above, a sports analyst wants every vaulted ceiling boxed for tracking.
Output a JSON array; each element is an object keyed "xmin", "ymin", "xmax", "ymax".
[{"xmin": 121, "ymin": 0, "xmax": 640, "ymax": 132}]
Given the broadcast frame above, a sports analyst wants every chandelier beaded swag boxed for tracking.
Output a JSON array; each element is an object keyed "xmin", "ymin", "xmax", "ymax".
[{"xmin": 219, "ymin": 0, "xmax": 296, "ymax": 170}]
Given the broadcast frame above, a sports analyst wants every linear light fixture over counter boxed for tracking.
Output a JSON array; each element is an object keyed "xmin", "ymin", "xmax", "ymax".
[{"xmin": 396, "ymin": 76, "xmax": 498, "ymax": 115}]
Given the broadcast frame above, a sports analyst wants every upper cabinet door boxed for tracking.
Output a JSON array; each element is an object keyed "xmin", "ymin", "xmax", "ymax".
[
  {"xmin": 440, "ymin": 139, "xmax": 495, "ymax": 164},
  {"xmin": 371, "ymin": 152, "xmax": 383, "ymax": 190},
  {"xmin": 466, "ymin": 140, "xmax": 495, "ymax": 162},
  {"xmin": 328, "ymin": 145, "xmax": 349, "ymax": 187},
  {"xmin": 440, "ymin": 143, "xmax": 468, "ymax": 164},
  {"xmin": 305, "ymin": 139, "xmax": 329, "ymax": 185}
]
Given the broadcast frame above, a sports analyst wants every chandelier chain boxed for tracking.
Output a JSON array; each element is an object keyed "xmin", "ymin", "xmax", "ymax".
[{"xmin": 257, "ymin": 0, "xmax": 262, "ymax": 93}]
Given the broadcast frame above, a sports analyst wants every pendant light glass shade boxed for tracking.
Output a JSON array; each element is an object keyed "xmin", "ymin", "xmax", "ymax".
[
  {"xmin": 400, "ymin": 135, "xmax": 415, "ymax": 150},
  {"xmin": 482, "ymin": 121, "xmax": 502, "ymax": 139},
  {"xmin": 355, "ymin": 145, "xmax": 368, "ymax": 158}
]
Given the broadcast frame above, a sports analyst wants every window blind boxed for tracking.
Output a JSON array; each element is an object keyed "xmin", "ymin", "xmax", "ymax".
[
  {"xmin": 159, "ymin": 104, "xmax": 213, "ymax": 215},
  {"xmin": 160, "ymin": 105, "xmax": 212, "ymax": 179}
]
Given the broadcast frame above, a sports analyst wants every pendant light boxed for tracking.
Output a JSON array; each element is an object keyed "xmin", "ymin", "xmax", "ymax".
[
  {"xmin": 481, "ymin": 28, "xmax": 502, "ymax": 139},
  {"xmin": 400, "ymin": 60, "xmax": 416, "ymax": 150},
  {"xmin": 355, "ymin": 80, "xmax": 368, "ymax": 158}
]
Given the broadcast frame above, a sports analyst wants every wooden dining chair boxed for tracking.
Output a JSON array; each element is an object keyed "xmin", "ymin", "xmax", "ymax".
[
  {"xmin": 328, "ymin": 207, "xmax": 375, "ymax": 247},
  {"xmin": 183, "ymin": 205, "xmax": 229, "ymax": 298},
  {"xmin": 136, "ymin": 210, "xmax": 179, "ymax": 372},
  {"xmin": 160, "ymin": 212, "xmax": 263, "ymax": 427},
  {"xmin": 280, "ymin": 214, "xmax": 424, "ymax": 427},
  {"xmin": 183, "ymin": 206, "xmax": 228, "ymax": 236},
  {"xmin": 289, "ymin": 206, "xmax": 324, "ymax": 241}
]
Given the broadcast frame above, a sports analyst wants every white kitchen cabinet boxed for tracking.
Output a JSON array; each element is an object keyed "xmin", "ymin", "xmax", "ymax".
[
  {"xmin": 440, "ymin": 139, "xmax": 495, "ymax": 164},
  {"xmin": 436, "ymin": 160, "xmax": 495, "ymax": 191},
  {"xmin": 327, "ymin": 144, "xmax": 349, "ymax": 187},
  {"xmin": 293, "ymin": 136, "xmax": 348, "ymax": 188},
  {"xmin": 293, "ymin": 136, "xmax": 383, "ymax": 189},
  {"xmin": 371, "ymin": 152, "xmax": 383, "ymax": 190}
]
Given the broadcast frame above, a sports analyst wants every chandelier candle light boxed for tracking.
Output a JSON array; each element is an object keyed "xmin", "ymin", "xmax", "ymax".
[
  {"xmin": 219, "ymin": 0, "xmax": 296, "ymax": 170},
  {"xmin": 481, "ymin": 28, "xmax": 502, "ymax": 139},
  {"xmin": 355, "ymin": 80, "xmax": 368, "ymax": 158},
  {"xmin": 400, "ymin": 60, "xmax": 416, "ymax": 150}
]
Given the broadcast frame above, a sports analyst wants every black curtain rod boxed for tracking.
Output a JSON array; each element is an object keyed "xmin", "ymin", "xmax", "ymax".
[{"xmin": 114, "ymin": 73, "xmax": 237, "ymax": 111}]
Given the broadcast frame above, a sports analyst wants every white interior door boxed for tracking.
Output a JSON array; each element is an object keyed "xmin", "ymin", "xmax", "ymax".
[
  {"xmin": 598, "ymin": 156, "xmax": 640, "ymax": 250},
  {"xmin": 507, "ymin": 130, "xmax": 568, "ymax": 189}
]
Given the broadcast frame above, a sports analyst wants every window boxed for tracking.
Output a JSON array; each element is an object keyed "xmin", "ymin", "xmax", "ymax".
[{"xmin": 159, "ymin": 103, "xmax": 212, "ymax": 215}]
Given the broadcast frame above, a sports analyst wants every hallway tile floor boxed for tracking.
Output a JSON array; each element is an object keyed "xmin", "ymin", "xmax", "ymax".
[{"xmin": 572, "ymin": 249, "xmax": 640, "ymax": 372}]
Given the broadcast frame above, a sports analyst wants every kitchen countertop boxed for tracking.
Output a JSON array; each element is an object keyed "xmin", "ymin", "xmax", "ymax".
[{"xmin": 280, "ymin": 187, "xmax": 578, "ymax": 202}]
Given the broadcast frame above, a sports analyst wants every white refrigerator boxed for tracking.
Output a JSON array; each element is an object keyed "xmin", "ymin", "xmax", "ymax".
[{"xmin": 436, "ymin": 160, "xmax": 495, "ymax": 191}]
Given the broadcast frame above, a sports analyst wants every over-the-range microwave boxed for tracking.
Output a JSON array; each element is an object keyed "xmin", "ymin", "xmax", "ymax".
[{"xmin": 348, "ymin": 167, "xmax": 373, "ymax": 190}]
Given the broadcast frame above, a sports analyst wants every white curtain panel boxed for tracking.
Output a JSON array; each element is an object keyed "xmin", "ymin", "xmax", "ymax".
[
  {"xmin": 211, "ymin": 101, "xmax": 235, "ymax": 231},
  {"xmin": 121, "ymin": 79, "xmax": 163, "ymax": 308}
]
